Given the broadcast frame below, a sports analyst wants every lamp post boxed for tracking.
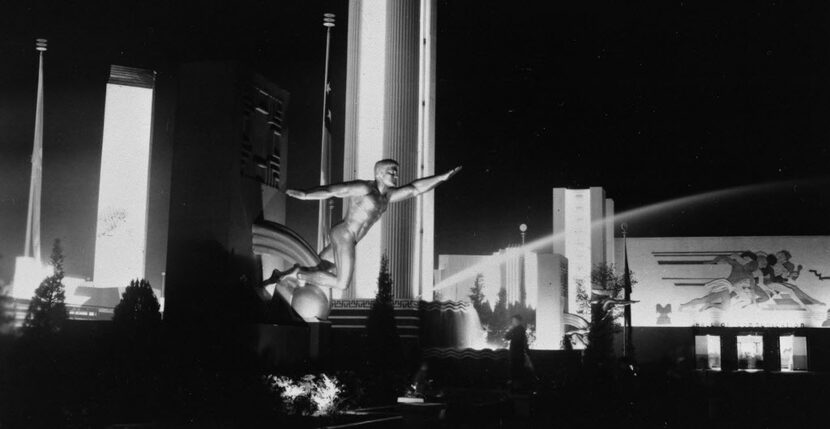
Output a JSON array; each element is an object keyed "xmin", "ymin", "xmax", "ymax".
[{"xmin": 519, "ymin": 223, "xmax": 527, "ymax": 306}]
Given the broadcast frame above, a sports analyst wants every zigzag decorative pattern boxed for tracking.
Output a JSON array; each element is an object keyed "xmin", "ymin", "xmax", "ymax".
[
  {"xmin": 331, "ymin": 299, "xmax": 421, "ymax": 310},
  {"xmin": 420, "ymin": 301, "xmax": 472, "ymax": 312},
  {"xmin": 422, "ymin": 347, "xmax": 508, "ymax": 360},
  {"xmin": 809, "ymin": 269, "xmax": 830, "ymax": 281}
]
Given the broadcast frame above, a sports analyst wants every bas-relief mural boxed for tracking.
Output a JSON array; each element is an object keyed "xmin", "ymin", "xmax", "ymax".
[{"xmin": 626, "ymin": 237, "xmax": 830, "ymax": 328}]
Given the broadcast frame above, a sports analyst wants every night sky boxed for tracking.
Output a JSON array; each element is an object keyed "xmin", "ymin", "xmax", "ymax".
[{"xmin": 2, "ymin": 1, "xmax": 830, "ymax": 284}]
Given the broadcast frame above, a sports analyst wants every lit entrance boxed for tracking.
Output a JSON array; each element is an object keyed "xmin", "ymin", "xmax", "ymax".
[
  {"xmin": 694, "ymin": 335, "xmax": 721, "ymax": 370},
  {"xmin": 779, "ymin": 335, "xmax": 807, "ymax": 371},
  {"xmin": 736, "ymin": 335, "xmax": 764, "ymax": 370}
]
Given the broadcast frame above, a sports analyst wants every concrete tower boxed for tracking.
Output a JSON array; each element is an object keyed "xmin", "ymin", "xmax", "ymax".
[{"xmin": 341, "ymin": 0, "xmax": 437, "ymax": 299}]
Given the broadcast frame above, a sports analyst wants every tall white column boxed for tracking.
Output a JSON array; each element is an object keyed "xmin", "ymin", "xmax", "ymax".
[
  {"xmin": 415, "ymin": 0, "xmax": 437, "ymax": 300},
  {"xmin": 93, "ymin": 66, "xmax": 156, "ymax": 289},
  {"xmin": 341, "ymin": 0, "xmax": 436, "ymax": 299}
]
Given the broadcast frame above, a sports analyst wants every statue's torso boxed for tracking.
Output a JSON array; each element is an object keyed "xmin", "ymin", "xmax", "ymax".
[{"xmin": 339, "ymin": 183, "xmax": 389, "ymax": 242}]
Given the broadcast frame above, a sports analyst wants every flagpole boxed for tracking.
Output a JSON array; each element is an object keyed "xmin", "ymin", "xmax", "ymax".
[
  {"xmin": 24, "ymin": 38, "xmax": 47, "ymax": 264},
  {"xmin": 317, "ymin": 13, "xmax": 336, "ymax": 253},
  {"xmin": 621, "ymin": 222, "xmax": 633, "ymax": 359}
]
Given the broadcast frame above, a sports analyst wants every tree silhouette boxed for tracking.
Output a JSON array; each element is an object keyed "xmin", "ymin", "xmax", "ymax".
[
  {"xmin": 468, "ymin": 273, "xmax": 493, "ymax": 327},
  {"xmin": 584, "ymin": 263, "xmax": 637, "ymax": 366},
  {"xmin": 487, "ymin": 287, "xmax": 509, "ymax": 344},
  {"xmin": 366, "ymin": 255, "xmax": 401, "ymax": 369},
  {"xmin": 113, "ymin": 279, "xmax": 161, "ymax": 326},
  {"xmin": 23, "ymin": 239, "xmax": 68, "ymax": 336}
]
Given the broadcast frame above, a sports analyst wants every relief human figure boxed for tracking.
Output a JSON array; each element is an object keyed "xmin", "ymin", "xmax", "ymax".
[
  {"xmin": 263, "ymin": 159, "xmax": 461, "ymax": 291},
  {"xmin": 754, "ymin": 252, "xmax": 807, "ymax": 309},
  {"xmin": 680, "ymin": 252, "xmax": 759, "ymax": 311},
  {"xmin": 769, "ymin": 250, "xmax": 824, "ymax": 306}
]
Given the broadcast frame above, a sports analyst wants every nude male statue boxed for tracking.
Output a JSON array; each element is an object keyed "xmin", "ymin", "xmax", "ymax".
[{"xmin": 264, "ymin": 159, "xmax": 461, "ymax": 291}]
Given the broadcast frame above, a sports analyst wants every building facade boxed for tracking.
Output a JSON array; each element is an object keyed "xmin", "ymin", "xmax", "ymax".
[
  {"xmin": 618, "ymin": 235, "xmax": 830, "ymax": 371},
  {"xmin": 164, "ymin": 62, "xmax": 291, "ymax": 322}
]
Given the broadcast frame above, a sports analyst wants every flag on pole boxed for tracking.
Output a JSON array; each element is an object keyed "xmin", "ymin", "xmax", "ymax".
[
  {"xmin": 316, "ymin": 81, "xmax": 333, "ymax": 251},
  {"xmin": 317, "ymin": 13, "xmax": 335, "ymax": 253},
  {"xmin": 623, "ymin": 235, "xmax": 634, "ymax": 358}
]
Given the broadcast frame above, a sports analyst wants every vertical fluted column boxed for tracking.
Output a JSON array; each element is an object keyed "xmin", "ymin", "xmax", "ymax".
[
  {"xmin": 382, "ymin": 0, "xmax": 420, "ymax": 299},
  {"xmin": 340, "ymin": 0, "xmax": 363, "ymax": 299}
]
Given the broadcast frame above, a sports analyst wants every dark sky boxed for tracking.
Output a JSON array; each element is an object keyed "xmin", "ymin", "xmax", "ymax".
[
  {"xmin": 434, "ymin": 0, "xmax": 830, "ymax": 254},
  {"xmin": 2, "ymin": 1, "xmax": 830, "ymax": 283}
]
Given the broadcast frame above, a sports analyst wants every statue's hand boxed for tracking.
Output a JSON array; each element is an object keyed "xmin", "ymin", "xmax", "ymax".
[
  {"xmin": 286, "ymin": 189, "xmax": 306, "ymax": 200},
  {"xmin": 445, "ymin": 166, "xmax": 462, "ymax": 180}
]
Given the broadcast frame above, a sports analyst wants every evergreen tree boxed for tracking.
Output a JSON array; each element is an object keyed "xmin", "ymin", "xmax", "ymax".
[
  {"xmin": 584, "ymin": 263, "xmax": 637, "ymax": 366},
  {"xmin": 113, "ymin": 279, "xmax": 161, "ymax": 326},
  {"xmin": 468, "ymin": 273, "xmax": 492, "ymax": 327},
  {"xmin": 574, "ymin": 279, "xmax": 591, "ymax": 319},
  {"xmin": 488, "ymin": 287, "xmax": 509, "ymax": 344},
  {"xmin": 24, "ymin": 239, "xmax": 68, "ymax": 335},
  {"xmin": 366, "ymin": 255, "xmax": 401, "ymax": 369}
]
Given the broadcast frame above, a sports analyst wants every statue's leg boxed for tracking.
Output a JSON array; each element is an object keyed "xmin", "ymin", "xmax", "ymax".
[
  {"xmin": 318, "ymin": 245, "xmax": 336, "ymax": 272},
  {"xmin": 331, "ymin": 236, "xmax": 355, "ymax": 290},
  {"xmin": 296, "ymin": 234, "xmax": 354, "ymax": 290}
]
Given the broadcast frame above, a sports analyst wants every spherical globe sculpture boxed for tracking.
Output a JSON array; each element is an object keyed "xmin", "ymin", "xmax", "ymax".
[{"xmin": 291, "ymin": 284, "xmax": 330, "ymax": 321}]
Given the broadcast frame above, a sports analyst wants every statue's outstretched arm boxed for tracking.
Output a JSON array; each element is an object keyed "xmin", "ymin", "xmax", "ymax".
[
  {"xmin": 390, "ymin": 166, "xmax": 462, "ymax": 203},
  {"xmin": 287, "ymin": 181, "xmax": 371, "ymax": 200}
]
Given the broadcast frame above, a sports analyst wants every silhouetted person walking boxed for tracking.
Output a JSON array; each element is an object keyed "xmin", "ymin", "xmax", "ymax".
[{"xmin": 504, "ymin": 315, "xmax": 534, "ymax": 391}]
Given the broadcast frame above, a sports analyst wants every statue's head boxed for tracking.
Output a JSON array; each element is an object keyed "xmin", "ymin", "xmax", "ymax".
[{"xmin": 374, "ymin": 159, "xmax": 399, "ymax": 187}]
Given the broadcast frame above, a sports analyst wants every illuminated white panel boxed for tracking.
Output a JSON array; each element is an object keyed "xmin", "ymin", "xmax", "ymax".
[
  {"xmin": 93, "ymin": 73, "xmax": 154, "ymax": 289},
  {"xmin": 11, "ymin": 256, "xmax": 50, "ymax": 299},
  {"xmin": 694, "ymin": 335, "xmax": 722, "ymax": 370},
  {"xmin": 535, "ymin": 253, "xmax": 565, "ymax": 349},
  {"xmin": 780, "ymin": 335, "xmax": 807, "ymax": 371},
  {"xmin": 482, "ymin": 252, "xmax": 501, "ymax": 306},
  {"xmin": 525, "ymin": 253, "xmax": 538, "ymax": 309},
  {"xmin": 737, "ymin": 335, "xmax": 764, "ymax": 370}
]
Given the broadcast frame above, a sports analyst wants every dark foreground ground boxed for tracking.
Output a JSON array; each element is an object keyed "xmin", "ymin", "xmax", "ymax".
[{"xmin": 1, "ymin": 323, "xmax": 827, "ymax": 429}]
